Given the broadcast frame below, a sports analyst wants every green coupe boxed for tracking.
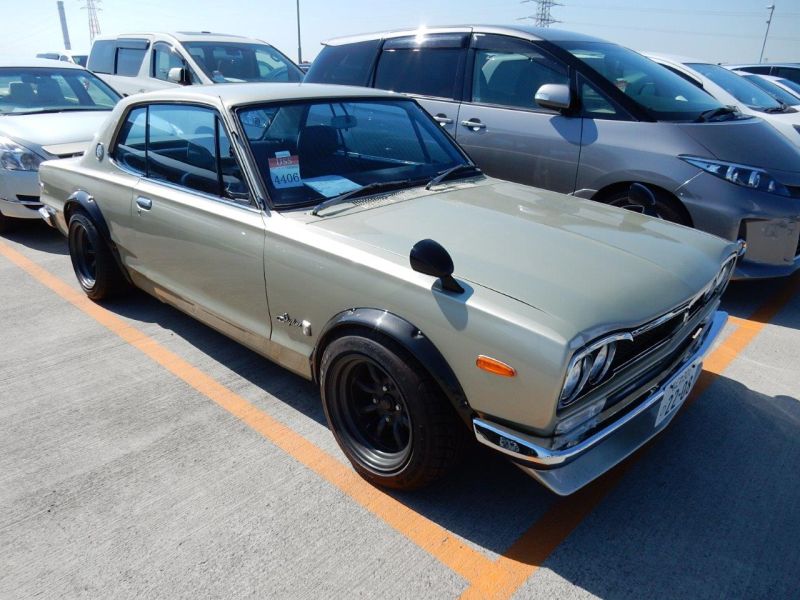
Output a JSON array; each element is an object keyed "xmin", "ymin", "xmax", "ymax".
[{"xmin": 38, "ymin": 83, "xmax": 738, "ymax": 495}]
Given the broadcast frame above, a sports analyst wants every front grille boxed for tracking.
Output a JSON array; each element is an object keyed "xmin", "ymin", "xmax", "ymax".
[{"xmin": 16, "ymin": 194, "xmax": 40, "ymax": 203}]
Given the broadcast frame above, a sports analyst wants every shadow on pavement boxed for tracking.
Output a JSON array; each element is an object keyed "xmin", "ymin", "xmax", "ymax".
[{"xmin": 0, "ymin": 219, "xmax": 67, "ymax": 256}]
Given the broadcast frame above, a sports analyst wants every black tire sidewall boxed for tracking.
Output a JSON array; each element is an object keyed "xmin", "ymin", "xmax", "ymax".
[
  {"xmin": 606, "ymin": 189, "xmax": 684, "ymax": 224},
  {"xmin": 68, "ymin": 212, "xmax": 117, "ymax": 300}
]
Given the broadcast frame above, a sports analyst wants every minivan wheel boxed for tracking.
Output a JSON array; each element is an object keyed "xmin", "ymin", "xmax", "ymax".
[
  {"xmin": 68, "ymin": 212, "xmax": 127, "ymax": 300},
  {"xmin": 606, "ymin": 188, "xmax": 687, "ymax": 225},
  {"xmin": 320, "ymin": 333, "xmax": 466, "ymax": 490}
]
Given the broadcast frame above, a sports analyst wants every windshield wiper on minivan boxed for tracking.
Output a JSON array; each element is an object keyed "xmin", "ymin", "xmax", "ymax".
[
  {"xmin": 763, "ymin": 101, "xmax": 789, "ymax": 113},
  {"xmin": 311, "ymin": 178, "xmax": 417, "ymax": 216},
  {"xmin": 694, "ymin": 106, "xmax": 739, "ymax": 122},
  {"xmin": 425, "ymin": 163, "xmax": 483, "ymax": 190}
]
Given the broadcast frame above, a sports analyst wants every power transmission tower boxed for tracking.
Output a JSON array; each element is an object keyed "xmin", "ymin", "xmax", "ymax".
[
  {"xmin": 81, "ymin": 0, "xmax": 102, "ymax": 42},
  {"xmin": 520, "ymin": 0, "xmax": 563, "ymax": 27},
  {"xmin": 57, "ymin": 1, "xmax": 72, "ymax": 50}
]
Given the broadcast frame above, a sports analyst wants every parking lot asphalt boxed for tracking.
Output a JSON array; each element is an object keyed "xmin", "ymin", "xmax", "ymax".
[{"xmin": 1, "ymin": 220, "xmax": 798, "ymax": 600}]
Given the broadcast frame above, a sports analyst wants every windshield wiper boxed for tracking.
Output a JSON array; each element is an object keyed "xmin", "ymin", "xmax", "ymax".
[
  {"xmin": 425, "ymin": 164, "xmax": 483, "ymax": 190},
  {"xmin": 763, "ymin": 101, "xmax": 789, "ymax": 113},
  {"xmin": 311, "ymin": 179, "xmax": 417, "ymax": 216},
  {"xmin": 694, "ymin": 106, "xmax": 738, "ymax": 122}
]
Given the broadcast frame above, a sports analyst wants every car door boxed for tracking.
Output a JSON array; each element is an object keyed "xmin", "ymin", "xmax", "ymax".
[
  {"xmin": 455, "ymin": 34, "xmax": 581, "ymax": 193},
  {"xmin": 127, "ymin": 102, "xmax": 271, "ymax": 351},
  {"xmin": 372, "ymin": 32, "xmax": 468, "ymax": 137}
]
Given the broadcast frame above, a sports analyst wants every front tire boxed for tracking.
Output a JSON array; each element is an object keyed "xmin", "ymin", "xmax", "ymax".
[
  {"xmin": 605, "ymin": 188, "xmax": 688, "ymax": 225},
  {"xmin": 68, "ymin": 212, "xmax": 127, "ymax": 300},
  {"xmin": 320, "ymin": 333, "xmax": 466, "ymax": 490}
]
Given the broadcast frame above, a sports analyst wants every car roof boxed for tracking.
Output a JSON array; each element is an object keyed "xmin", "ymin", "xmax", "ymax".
[
  {"xmin": 92, "ymin": 31, "xmax": 271, "ymax": 45},
  {"xmin": 0, "ymin": 57, "xmax": 86, "ymax": 69},
  {"xmin": 121, "ymin": 82, "xmax": 399, "ymax": 108},
  {"xmin": 727, "ymin": 63, "xmax": 800, "ymax": 68},
  {"xmin": 322, "ymin": 25, "xmax": 607, "ymax": 46},
  {"xmin": 643, "ymin": 52, "xmax": 710, "ymax": 65}
]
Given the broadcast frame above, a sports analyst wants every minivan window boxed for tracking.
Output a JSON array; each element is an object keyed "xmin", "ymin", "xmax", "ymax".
[
  {"xmin": 182, "ymin": 42, "xmax": 303, "ymax": 83},
  {"xmin": 116, "ymin": 47, "xmax": 146, "ymax": 76},
  {"xmin": 152, "ymin": 42, "xmax": 184, "ymax": 81},
  {"xmin": 87, "ymin": 39, "xmax": 116, "ymax": 73},
  {"xmin": 558, "ymin": 41, "xmax": 723, "ymax": 121},
  {"xmin": 774, "ymin": 67, "xmax": 800, "ymax": 84},
  {"xmin": 374, "ymin": 36, "xmax": 466, "ymax": 99},
  {"xmin": 742, "ymin": 74, "xmax": 800, "ymax": 106},
  {"xmin": 688, "ymin": 63, "xmax": 782, "ymax": 111},
  {"xmin": 305, "ymin": 40, "xmax": 380, "ymax": 86}
]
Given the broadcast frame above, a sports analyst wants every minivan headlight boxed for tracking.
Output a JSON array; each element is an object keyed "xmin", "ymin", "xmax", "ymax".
[
  {"xmin": 680, "ymin": 155, "xmax": 790, "ymax": 197},
  {"xmin": 0, "ymin": 137, "xmax": 44, "ymax": 172}
]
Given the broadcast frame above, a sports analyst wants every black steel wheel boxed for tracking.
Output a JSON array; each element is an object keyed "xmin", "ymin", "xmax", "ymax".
[
  {"xmin": 320, "ymin": 332, "xmax": 466, "ymax": 490},
  {"xmin": 68, "ymin": 212, "xmax": 127, "ymax": 300}
]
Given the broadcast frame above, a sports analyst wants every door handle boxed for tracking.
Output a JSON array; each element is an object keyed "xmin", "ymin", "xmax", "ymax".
[
  {"xmin": 460, "ymin": 119, "xmax": 486, "ymax": 130},
  {"xmin": 136, "ymin": 196, "xmax": 153, "ymax": 211},
  {"xmin": 434, "ymin": 114, "xmax": 453, "ymax": 125}
]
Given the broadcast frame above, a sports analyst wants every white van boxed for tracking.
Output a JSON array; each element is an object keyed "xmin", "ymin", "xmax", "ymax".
[{"xmin": 86, "ymin": 32, "xmax": 303, "ymax": 96}]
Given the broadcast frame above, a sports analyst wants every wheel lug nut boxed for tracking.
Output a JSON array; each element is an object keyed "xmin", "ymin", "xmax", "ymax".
[
  {"xmin": 382, "ymin": 385, "xmax": 388, "ymax": 392},
  {"xmin": 372, "ymin": 398, "xmax": 377, "ymax": 404},
  {"xmin": 395, "ymin": 404, "xmax": 400, "ymax": 411}
]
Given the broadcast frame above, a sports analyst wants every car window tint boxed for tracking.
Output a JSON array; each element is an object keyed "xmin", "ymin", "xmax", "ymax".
[
  {"xmin": 580, "ymin": 80, "xmax": 619, "ymax": 117},
  {"xmin": 774, "ymin": 67, "xmax": 800, "ymax": 84},
  {"xmin": 182, "ymin": 41, "xmax": 303, "ymax": 83},
  {"xmin": 113, "ymin": 106, "xmax": 147, "ymax": 175},
  {"xmin": 152, "ymin": 43, "xmax": 184, "ymax": 81},
  {"xmin": 147, "ymin": 104, "xmax": 220, "ymax": 196},
  {"xmin": 116, "ymin": 47, "xmax": 145, "ymax": 76},
  {"xmin": 88, "ymin": 40, "xmax": 115, "ymax": 73},
  {"xmin": 305, "ymin": 40, "xmax": 380, "ymax": 86},
  {"xmin": 472, "ymin": 48, "xmax": 568, "ymax": 109},
  {"xmin": 216, "ymin": 118, "xmax": 249, "ymax": 203},
  {"xmin": 374, "ymin": 43, "xmax": 464, "ymax": 99}
]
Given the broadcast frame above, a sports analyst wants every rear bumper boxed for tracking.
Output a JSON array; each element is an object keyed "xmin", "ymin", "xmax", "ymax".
[{"xmin": 473, "ymin": 310, "xmax": 728, "ymax": 496}]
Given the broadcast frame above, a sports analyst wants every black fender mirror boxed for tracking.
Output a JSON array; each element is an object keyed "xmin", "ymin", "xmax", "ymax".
[
  {"xmin": 410, "ymin": 239, "xmax": 464, "ymax": 294},
  {"xmin": 629, "ymin": 183, "xmax": 659, "ymax": 218}
]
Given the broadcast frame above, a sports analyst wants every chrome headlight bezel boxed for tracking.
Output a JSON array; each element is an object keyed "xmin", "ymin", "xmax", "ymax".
[
  {"xmin": 0, "ymin": 136, "xmax": 44, "ymax": 172},
  {"xmin": 680, "ymin": 155, "xmax": 790, "ymax": 197},
  {"xmin": 559, "ymin": 332, "xmax": 631, "ymax": 410}
]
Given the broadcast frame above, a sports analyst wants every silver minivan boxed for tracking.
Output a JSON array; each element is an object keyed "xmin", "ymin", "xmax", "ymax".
[{"xmin": 305, "ymin": 26, "xmax": 800, "ymax": 278}]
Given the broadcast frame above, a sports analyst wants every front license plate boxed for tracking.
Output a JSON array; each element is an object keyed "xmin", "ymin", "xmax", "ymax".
[{"xmin": 654, "ymin": 362, "xmax": 699, "ymax": 428}]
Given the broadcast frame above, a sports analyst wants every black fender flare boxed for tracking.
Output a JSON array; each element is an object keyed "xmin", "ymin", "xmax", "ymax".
[
  {"xmin": 312, "ymin": 308, "xmax": 473, "ymax": 427},
  {"xmin": 64, "ymin": 190, "xmax": 133, "ymax": 284}
]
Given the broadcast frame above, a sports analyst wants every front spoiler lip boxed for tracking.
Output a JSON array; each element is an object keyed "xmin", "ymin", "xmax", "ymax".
[{"xmin": 473, "ymin": 310, "xmax": 728, "ymax": 494}]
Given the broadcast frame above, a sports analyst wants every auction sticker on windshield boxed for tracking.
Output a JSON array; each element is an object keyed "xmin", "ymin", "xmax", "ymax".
[{"xmin": 268, "ymin": 151, "xmax": 302, "ymax": 189}]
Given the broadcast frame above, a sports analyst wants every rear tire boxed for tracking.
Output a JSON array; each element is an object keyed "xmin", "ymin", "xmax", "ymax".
[
  {"xmin": 320, "ymin": 332, "xmax": 466, "ymax": 490},
  {"xmin": 68, "ymin": 212, "xmax": 127, "ymax": 300},
  {"xmin": 605, "ymin": 187, "xmax": 688, "ymax": 225}
]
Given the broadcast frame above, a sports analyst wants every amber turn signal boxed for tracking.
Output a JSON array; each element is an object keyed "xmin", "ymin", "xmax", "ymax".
[{"xmin": 476, "ymin": 355, "xmax": 516, "ymax": 377}]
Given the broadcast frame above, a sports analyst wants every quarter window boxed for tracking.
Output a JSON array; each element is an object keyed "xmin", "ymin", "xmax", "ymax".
[
  {"xmin": 87, "ymin": 40, "xmax": 116, "ymax": 74},
  {"xmin": 305, "ymin": 40, "xmax": 381, "ymax": 86},
  {"xmin": 116, "ymin": 47, "xmax": 146, "ymax": 76},
  {"xmin": 113, "ymin": 106, "xmax": 147, "ymax": 175},
  {"xmin": 152, "ymin": 43, "xmax": 185, "ymax": 81}
]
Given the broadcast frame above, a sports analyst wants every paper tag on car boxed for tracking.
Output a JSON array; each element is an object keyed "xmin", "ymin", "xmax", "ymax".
[
  {"xmin": 304, "ymin": 175, "xmax": 360, "ymax": 198},
  {"xmin": 268, "ymin": 151, "xmax": 302, "ymax": 189}
]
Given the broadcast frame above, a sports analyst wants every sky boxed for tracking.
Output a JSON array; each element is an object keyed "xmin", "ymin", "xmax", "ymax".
[{"xmin": 1, "ymin": 0, "xmax": 798, "ymax": 64}]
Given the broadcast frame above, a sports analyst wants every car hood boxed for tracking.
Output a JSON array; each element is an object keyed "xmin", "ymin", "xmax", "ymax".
[
  {"xmin": 677, "ymin": 117, "xmax": 800, "ymax": 172},
  {"xmin": 0, "ymin": 111, "xmax": 111, "ymax": 154},
  {"xmin": 313, "ymin": 180, "xmax": 733, "ymax": 337}
]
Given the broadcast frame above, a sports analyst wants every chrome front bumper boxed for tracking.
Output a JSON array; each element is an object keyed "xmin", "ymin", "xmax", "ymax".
[{"xmin": 473, "ymin": 310, "xmax": 728, "ymax": 496}]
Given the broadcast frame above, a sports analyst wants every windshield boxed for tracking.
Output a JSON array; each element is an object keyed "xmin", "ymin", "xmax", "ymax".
[
  {"xmin": 557, "ymin": 42, "xmax": 723, "ymax": 121},
  {"xmin": 776, "ymin": 77, "xmax": 800, "ymax": 97},
  {"xmin": 71, "ymin": 55, "xmax": 88, "ymax": 67},
  {"xmin": 237, "ymin": 98, "xmax": 469, "ymax": 209},
  {"xmin": 688, "ymin": 63, "xmax": 782, "ymax": 111},
  {"xmin": 183, "ymin": 42, "xmax": 303, "ymax": 83},
  {"xmin": 0, "ymin": 66, "xmax": 120, "ymax": 115},
  {"xmin": 742, "ymin": 74, "xmax": 800, "ymax": 105}
]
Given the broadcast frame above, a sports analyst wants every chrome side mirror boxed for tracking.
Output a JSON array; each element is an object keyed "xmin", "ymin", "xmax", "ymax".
[{"xmin": 535, "ymin": 83, "xmax": 571, "ymax": 111}]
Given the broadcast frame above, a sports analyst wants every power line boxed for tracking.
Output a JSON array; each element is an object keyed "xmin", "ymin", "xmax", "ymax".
[{"xmin": 80, "ymin": 0, "xmax": 102, "ymax": 42}]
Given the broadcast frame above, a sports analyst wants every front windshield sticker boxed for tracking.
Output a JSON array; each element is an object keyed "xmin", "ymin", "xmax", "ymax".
[
  {"xmin": 268, "ymin": 151, "xmax": 302, "ymax": 189},
  {"xmin": 304, "ymin": 175, "xmax": 361, "ymax": 198}
]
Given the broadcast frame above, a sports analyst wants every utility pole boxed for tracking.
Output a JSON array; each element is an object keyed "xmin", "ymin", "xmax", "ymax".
[
  {"xmin": 520, "ymin": 0, "xmax": 563, "ymax": 27},
  {"xmin": 296, "ymin": 0, "xmax": 303, "ymax": 64},
  {"xmin": 81, "ymin": 0, "xmax": 102, "ymax": 42},
  {"xmin": 57, "ymin": 1, "xmax": 71, "ymax": 50},
  {"xmin": 759, "ymin": 4, "xmax": 775, "ymax": 63}
]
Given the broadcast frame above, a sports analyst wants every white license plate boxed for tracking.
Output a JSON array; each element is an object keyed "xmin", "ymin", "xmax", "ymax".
[{"xmin": 654, "ymin": 362, "xmax": 699, "ymax": 428}]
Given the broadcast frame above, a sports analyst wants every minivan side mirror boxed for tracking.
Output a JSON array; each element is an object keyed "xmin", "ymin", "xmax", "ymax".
[
  {"xmin": 535, "ymin": 83, "xmax": 572, "ymax": 111},
  {"xmin": 168, "ymin": 67, "xmax": 191, "ymax": 86}
]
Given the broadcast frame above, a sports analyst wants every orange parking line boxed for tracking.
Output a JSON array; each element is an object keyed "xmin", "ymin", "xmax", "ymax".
[
  {"xmin": 460, "ymin": 274, "xmax": 800, "ymax": 600},
  {"xmin": 0, "ymin": 241, "xmax": 494, "ymax": 582}
]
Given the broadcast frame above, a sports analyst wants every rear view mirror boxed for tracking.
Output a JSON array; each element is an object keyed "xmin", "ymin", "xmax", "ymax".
[
  {"xmin": 331, "ymin": 115, "xmax": 357, "ymax": 129},
  {"xmin": 168, "ymin": 67, "xmax": 191, "ymax": 86},
  {"xmin": 535, "ymin": 83, "xmax": 571, "ymax": 111}
]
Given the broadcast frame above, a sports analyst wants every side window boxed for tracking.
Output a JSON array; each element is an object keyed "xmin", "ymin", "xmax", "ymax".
[
  {"xmin": 152, "ymin": 43, "xmax": 184, "ymax": 81},
  {"xmin": 580, "ymin": 80, "xmax": 623, "ymax": 119},
  {"xmin": 116, "ymin": 47, "xmax": 146, "ymax": 76},
  {"xmin": 471, "ymin": 36, "xmax": 568, "ymax": 110},
  {"xmin": 775, "ymin": 67, "xmax": 800, "ymax": 84},
  {"xmin": 374, "ymin": 34, "xmax": 467, "ymax": 99},
  {"xmin": 88, "ymin": 40, "xmax": 116, "ymax": 74},
  {"xmin": 742, "ymin": 66, "xmax": 770, "ymax": 75},
  {"xmin": 112, "ymin": 106, "xmax": 147, "ymax": 175},
  {"xmin": 216, "ymin": 118, "xmax": 249, "ymax": 202},
  {"xmin": 305, "ymin": 40, "xmax": 381, "ymax": 86}
]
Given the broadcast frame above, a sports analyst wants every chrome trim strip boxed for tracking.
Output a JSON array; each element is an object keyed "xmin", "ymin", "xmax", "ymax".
[{"xmin": 474, "ymin": 310, "xmax": 728, "ymax": 468}]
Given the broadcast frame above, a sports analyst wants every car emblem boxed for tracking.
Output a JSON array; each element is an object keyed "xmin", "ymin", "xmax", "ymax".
[{"xmin": 95, "ymin": 143, "xmax": 104, "ymax": 161}]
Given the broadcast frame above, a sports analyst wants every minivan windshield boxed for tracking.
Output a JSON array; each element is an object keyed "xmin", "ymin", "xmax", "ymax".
[
  {"xmin": 557, "ymin": 42, "xmax": 725, "ymax": 121},
  {"xmin": 741, "ymin": 73, "xmax": 800, "ymax": 106},
  {"xmin": 237, "ymin": 98, "xmax": 469, "ymax": 209},
  {"xmin": 182, "ymin": 42, "xmax": 303, "ymax": 83},
  {"xmin": 0, "ymin": 67, "xmax": 120, "ymax": 115},
  {"xmin": 688, "ymin": 63, "xmax": 784, "ymax": 112}
]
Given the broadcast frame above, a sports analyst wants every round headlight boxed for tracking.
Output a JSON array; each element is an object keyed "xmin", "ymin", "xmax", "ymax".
[
  {"xmin": 588, "ymin": 342, "xmax": 617, "ymax": 384},
  {"xmin": 715, "ymin": 261, "xmax": 733, "ymax": 293},
  {"xmin": 561, "ymin": 359, "xmax": 584, "ymax": 401}
]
